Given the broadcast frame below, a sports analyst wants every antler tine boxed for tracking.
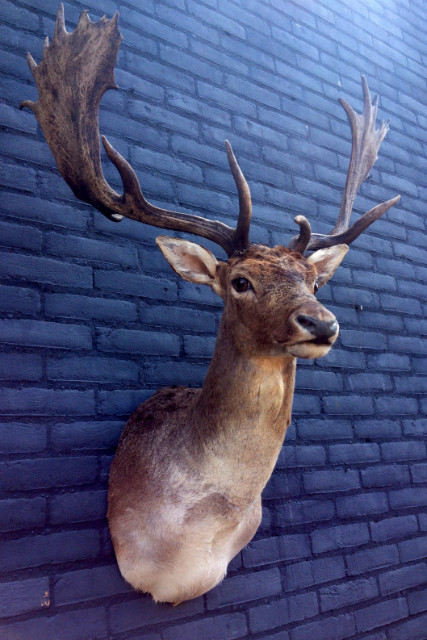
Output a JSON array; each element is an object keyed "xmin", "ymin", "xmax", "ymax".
[
  {"xmin": 225, "ymin": 140, "xmax": 252, "ymax": 253},
  {"xmin": 20, "ymin": 4, "xmax": 249, "ymax": 258},
  {"xmin": 334, "ymin": 75, "xmax": 390, "ymax": 235},
  {"xmin": 288, "ymin": 76, "xmax": 400, "ymax": 254},
  {"xmin": 288, "ymin": 215, "xmax": 312, "ymax": 253}
]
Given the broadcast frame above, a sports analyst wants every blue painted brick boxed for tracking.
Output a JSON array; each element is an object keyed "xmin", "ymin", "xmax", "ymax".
[
  {"xmin": 206, "ymin": 568, "xmax": 281, "ymax": 609},
  {"xmin": 408, "ymin": 587, "xmax": 427, "ymax": 614},
  {"xmin": 303, "ymin": 469, "xmax": 360, "ymax": 494},
  {"xmin": 0, "ymin": 606, "xmax": 108, "ymax": 640},
  {"xmin": 399, "ymin": 536, "xmax": 427, "ymax": 564},
  {"xmin": 370, "ymin": 515, "xmax": 419, "ymax": 542},
  {"xmin": 355, "ymin": 419, "xmax": 402, "ymax": 438},
  {"xmin": 382, "ymin": 441, "xmax": 426, "ymax": 462},
  {"xmin": 189, "ymin": 40, "xmax": 248, "ymax": 78},
  {"xmin": 296, "ymin": 369, "xmax": 343, "ymax": 391},
  {"xmin": 379, "ymin": 563, "xmax": 426, "ymax": 596},
  {"xmin": 263, "ymin": 472, "xmax": 301, "ymax": 499},
  {"xmin": 0, "ymin": 497, "xmax": 46, "ymax": 532},
  {"xmin": 0, "ymin": 456, "xmax": 97, "ymax": 493},
  {"xmin": 291, "ymin": 394, "xmax": 321, "ymax": 415},
  {"xmin": 277, "ymin": 498, "xmax": 334, "ymax": 527},
  {"xmin": 139, "ymin": 303, "xmax": 217, "ymax": 332},
  {"xmin": 163, "ymin": 613, "xmax": 247, "ymax": 640},
  {"xmin": 0, "ymin": 319, "xmax": 92, "ymax": 350},
  {"xmin": 109, "ymin": 596, "xmax": 204, "ymax": 634},
  {"xmin": 0, "ymin": 159, "xmax": 37, "ymax": 192},
  {"xmin": 355, "ymin": 598, "xmax": 409, "ymax": 634},
  {"xmin": 2, "ymin": 192, "xmax": 91, "ymax": 231},
  {"xmin": 403, "ymin": 419, "xmax": 427, "ymax": 436},
  {"xmin": 369, "ymin": 352, "xmax": 411, "ymax": 371},
  {"xmin": 329, "ymin": 443, "xmax": 380, "ymax": 464},
  {"xmin": 336, "ymin": 492, "xmax": 389, "ymax": 518},
  {"xmin": 0, "ymin": 422, "xmax": 46, "ymax": 454},
  {"xmin": 45, "ymin": 232, "xmax": 139, "ymax": 267},
  {"xmin": 0, "ymin": 388, "xmax": 95, "ymax": 416},
  {"xmin": 0, "ymin": 352, "xmax": 42, "ymax": 381},
  {"xmin": 187, "ymin": 0, "xmax": 246, "ymax": 39},
  {"xmin": 375, "ymin": 396, "xmax": 418, "ymax": 416},
  {"xmin": 277, "ymin": 444, "xmax": 326, "ymax": 468},
  {"xmin": 323, "ymin": 394, "xmax": 374, "ymax": 416},
  {"xmin": 143, "ymin": 361, "xmax": 208, "ymax": 387},
  {"xmin": 95, "ymin": 268, "xmax": 178, "ymax": 301},
  {"xmin": 291, "ymin": 613, "xmax": 356, "ymax": 640},
  {"xmin": 51, "ymin": 421, "xmax": 122, "ymax": 451},
  {"xmin": 0, "ymin": 530, "xmax": 100, "ymax": 572},
  {"xmin": 361, "ymin": 464, "xmax": 410, "ymax": 488},
  {"xmin": 54, "ymin": 564, "xmax": 130, "ymax": 606},
  {"xmin": 297, "ymin": 418, "xmax": 353, "ymax": 440},
  {"xmin": 312, "ymin": 523, "xmax": 370, "ymax": 554},
  {"xmin": 381, "ymin": 293, "xmax": 423, "ymax": 316},
  {"xmin": 97, "ymin": 327, "xmax": 180, "ymax": 356},
  {"xmin": 348, "ymin": 372, "xmax": 393, "ymax": 392},
  {"xmin": 284, "ymin": 556, "xmax": 345, "ymax": 592},
  {"xmin": 45, "ymin": 293, "xmax": 138, "ymax": 322},
  {"xmin": 389, "ymin": 488, "xmax": 427, "ymax": 510},
  {"xmin": 249, "ymin": 592, "xmax": 318, "ymax": 633},
  {"xmin": 184, "ymin": 334, "xmax": 216, "ymax": 358},
  {"xmin": 97, "ymin": 389, "xmax": 152, "ymax": 416},
  {"xmin": 243, "ymin": 534, "xmax": 310, "ymax": 568},
  {"xmin": 411, "ymin": 463, "xmax": 427, "ymax": 484},
  {"xmin": 0, "ymin": 251, "xmax": 93, "ymax": 288},
  {"xmin": 0, "ymin": 220, "xmax": 42, "ymax": 251},
  {"xmin": 320, "ymin": 577, "xmax": 378, "ymax": 612},
  {"xmin": 388, "ymin": 612, "xmax": 427, "ymax": 640},
  {"xmin": 120, "ymin": 7, "xmax": 188, "ymax": 48},
  {"xmin": 0, "ymin": 577, "xmax": 50, "ymax": 619},
  {"xmin": 395, "ymin": 375, "xmax": 427, "ymax": 394},
  {"xmin": 50, "ymin": 490, "xmax": 107, "ymax": 525},
  {"xmin": 0, "ymin": 284, "xmax": 41, "ymax": 314},
  {"xmin": 47, "ymin": 356, "xmax": 139, "ymax": 383},
  {"xmin": 346, "ymin": 544, "xmax": 400, "ymax": 576}
]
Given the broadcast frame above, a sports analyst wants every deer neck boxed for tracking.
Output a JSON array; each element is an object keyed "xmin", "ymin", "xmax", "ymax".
[{"xmin": 192, "ymin": 316, "xmax": 296, "ymax": 496}]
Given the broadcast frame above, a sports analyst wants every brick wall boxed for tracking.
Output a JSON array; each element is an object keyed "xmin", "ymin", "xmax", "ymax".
[{"xmin": 1, "ymin": 0, "xmax": 426, "ymax": 638}]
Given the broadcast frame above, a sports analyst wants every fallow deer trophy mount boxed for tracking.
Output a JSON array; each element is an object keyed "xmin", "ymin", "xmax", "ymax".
[{"xmin": 22, "ymin": 4, "xmax": 400, "ymax": 604}]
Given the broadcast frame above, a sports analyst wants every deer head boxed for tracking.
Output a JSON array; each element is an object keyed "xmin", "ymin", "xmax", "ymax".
[
  {"xmin": 157, "ymin": 237, "xmax": 347, "ymax": 360},
  {"xmin": 21, "ymin": 5, "xmax": 401, "ymax": 605}
]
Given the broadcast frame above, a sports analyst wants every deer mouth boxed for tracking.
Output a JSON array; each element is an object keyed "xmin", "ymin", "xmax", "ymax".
[{"xmin": 310, "ymin": 336, "xmax": 335, "ymax": 346}]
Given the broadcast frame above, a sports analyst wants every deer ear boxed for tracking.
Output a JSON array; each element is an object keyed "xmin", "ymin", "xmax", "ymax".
[
  {"xmin": 307, "ymin": 244, "xmax": 349, "ymax": 287},
  {"xmin": 156, "ymin": 237, "xmax": 222, "ymax": 292}
]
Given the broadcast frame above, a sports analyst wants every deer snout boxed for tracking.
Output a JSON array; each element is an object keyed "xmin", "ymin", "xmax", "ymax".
[{"xmin": 296, "ymin": 314, "xmax": 338, "ymax": 342}]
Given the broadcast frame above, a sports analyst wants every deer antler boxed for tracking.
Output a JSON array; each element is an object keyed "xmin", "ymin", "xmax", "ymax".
[
  {"xmin": 288, "ymin": 76, "xmax": 400, "ymax": 253},
  {"xmin": 20, "ymin": 4, "xmax": 251, "ymax": 257}
]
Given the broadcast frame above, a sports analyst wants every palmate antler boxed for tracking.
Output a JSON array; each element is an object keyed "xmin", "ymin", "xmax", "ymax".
[
  {"xmin": 21, "ymin": 5, "xmax": 399, "ymax": 257},
  {"xmin": 289, "ymin": 76, "xmax": 401, "ymax": 253},
  {"xmin": 20, "ymin": 4, "xmax": 251, "ymax": 257}
]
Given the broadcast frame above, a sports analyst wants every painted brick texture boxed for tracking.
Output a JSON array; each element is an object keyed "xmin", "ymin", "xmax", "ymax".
[{"xmin": 1, "ymin": 0, "xmax": 426, "ymax": 639}]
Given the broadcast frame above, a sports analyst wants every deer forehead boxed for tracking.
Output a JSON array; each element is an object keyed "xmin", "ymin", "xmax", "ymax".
[{"xmin": 223, "ymin": 245, "xmax": 317, "ymax": 286}]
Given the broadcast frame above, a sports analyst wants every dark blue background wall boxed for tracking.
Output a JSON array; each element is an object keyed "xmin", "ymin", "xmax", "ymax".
[{"xmin": 1, "ymin": 0, "xmax": 426, "ymax": 638}]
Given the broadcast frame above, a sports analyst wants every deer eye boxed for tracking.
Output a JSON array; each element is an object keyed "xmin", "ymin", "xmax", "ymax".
[
  {"xmin": 314, "ymin": 282, "xmax": 319, "ymax": 293},
  {"xmin": 232, "ymin": 277, "xmax": 252, "ymax": 293}
]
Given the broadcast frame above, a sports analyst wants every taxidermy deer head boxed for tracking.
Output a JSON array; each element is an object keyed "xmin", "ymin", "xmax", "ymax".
[{"xmin": 22, "ymin": 4, "xmax": 400, "ymax": 604}]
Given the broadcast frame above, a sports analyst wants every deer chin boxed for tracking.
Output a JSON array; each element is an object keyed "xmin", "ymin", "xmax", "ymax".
[{"xmin": 285, "ymin": 339, "xmax": 335, "ymax": 359}]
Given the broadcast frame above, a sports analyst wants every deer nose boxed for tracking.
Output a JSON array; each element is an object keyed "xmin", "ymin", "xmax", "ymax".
[{"xmin": 296, "ymin": 314, "xmax": 338, "ymax": 341}]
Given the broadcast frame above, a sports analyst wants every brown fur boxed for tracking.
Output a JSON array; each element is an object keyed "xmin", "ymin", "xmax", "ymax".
[{"xmin": 108, "ymin": 241, "xmax": 347, "ymax": 604}]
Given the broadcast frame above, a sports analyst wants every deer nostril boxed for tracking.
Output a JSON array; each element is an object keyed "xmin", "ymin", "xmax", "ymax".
[
  {"xmin": 296, "ymin": 314, "xmax": 338, "ymax": 340},
  {"xmin": 297, "ymin": 315, "xmax": 316, "ymax": 330}
]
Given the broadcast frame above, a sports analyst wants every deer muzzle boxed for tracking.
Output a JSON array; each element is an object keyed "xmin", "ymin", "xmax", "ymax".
[
  {"xmin": 295, "ymin": 314, "xmax": 339, "ymax": 343},
  {"xmin": 286, "ymin": 303, "xmax": 339, "ymax": 358}
]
